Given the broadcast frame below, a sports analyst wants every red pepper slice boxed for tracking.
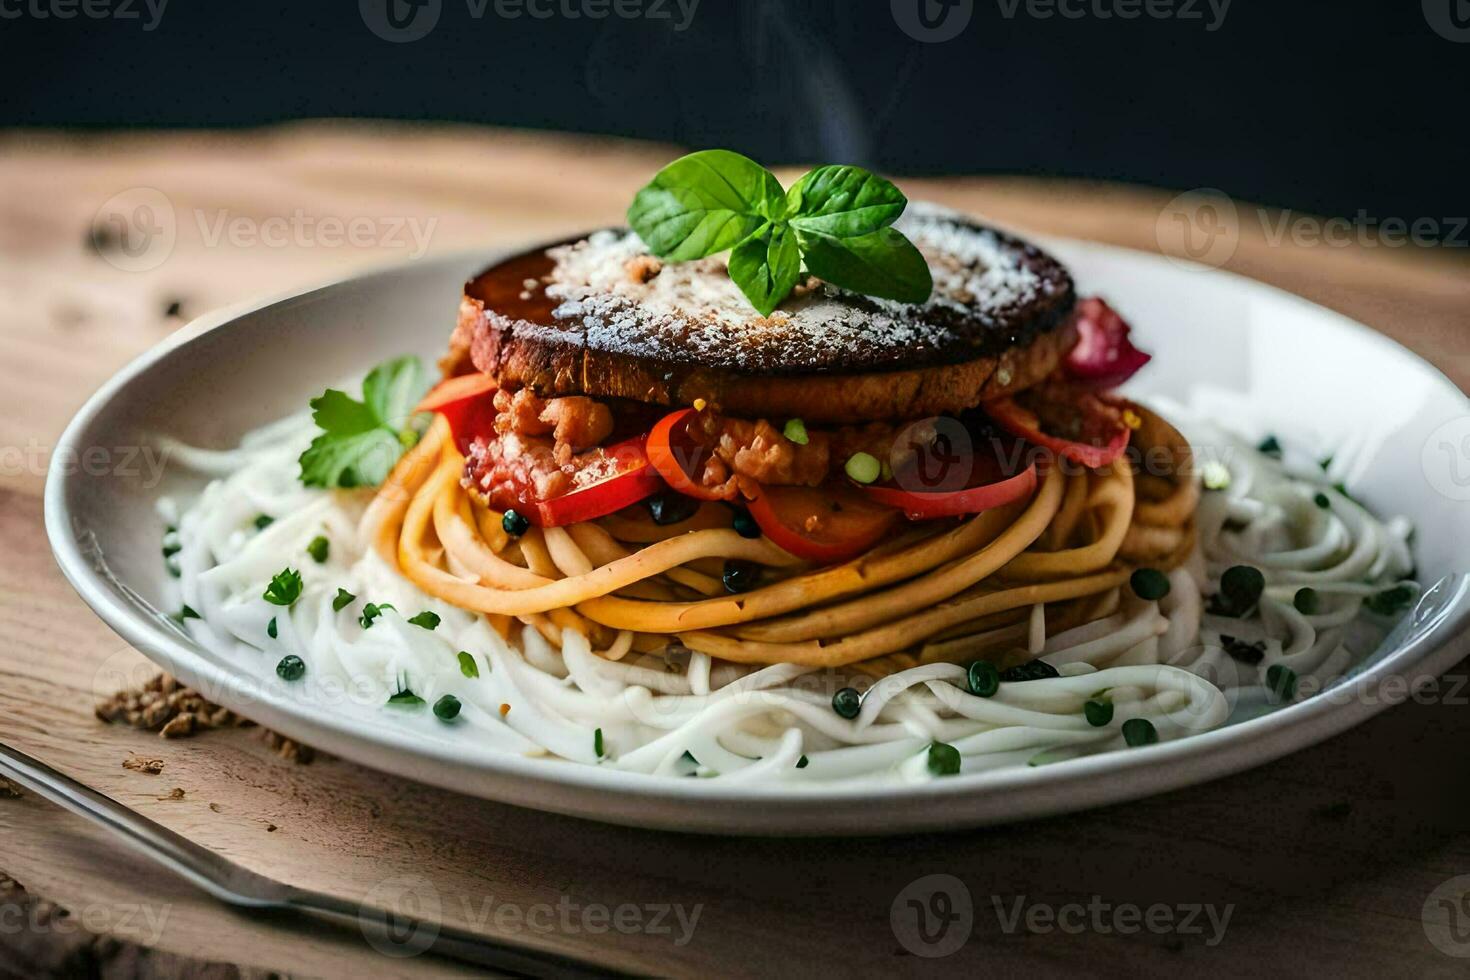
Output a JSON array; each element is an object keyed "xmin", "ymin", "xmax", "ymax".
[
  {"xmin": 747, "ymin": 483, "xmax": 900, "ymax": 564},
  {"xmin": 985, "ymin": 381, "xmax": 1133, "ymax": 469},
  {"xmin": 860, "ymin": 457, "xmax": 1038, "ymax": 520},
  {"xmin": 415, "ymin": 374, "xmax": 498, "ymax": 455},
  {"xmin": 525, "ymin": 436, "xmax": 664, "ymax": 527},
  {"xmin": 646, "ymin": 408, "xmax": 734, "ymax": 501}
]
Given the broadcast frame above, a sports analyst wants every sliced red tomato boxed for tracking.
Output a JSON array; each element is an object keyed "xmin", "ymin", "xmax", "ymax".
[
  {"xmin": 747, "ymin": 483, "xmax": 900, "ymax": 564},
  {"xmin": 860, "ymin": 457, "xmax": 1038, "ymax": 520},
  {"xmin": 646, "ymin": 408, "xmax": 733, "ymax": 501},
  {"xmin": 526, "ymin": 436, "xmax": 663, "ymax": 527},
  {"xmin": 985, "ymin": 381, "xmax": 1132, "ymax": 469},
  {"xmin": 415, "ymin": 373, "xmax": 498, "ymax": 454},
  {"xmin": 1063, "ymin": 297, "xmax": 1152, "ymax": 389}
]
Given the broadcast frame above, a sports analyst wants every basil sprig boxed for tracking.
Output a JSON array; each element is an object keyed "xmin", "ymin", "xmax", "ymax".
[{"xmin": 627, "ymin": 150, "xmax": 933, "ymax": 316}]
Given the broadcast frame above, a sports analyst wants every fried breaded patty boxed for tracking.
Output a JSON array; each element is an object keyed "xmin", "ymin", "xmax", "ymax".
[{"xmin": 445, "ymin": 204, "xmax": 1077, "ymax": 424}]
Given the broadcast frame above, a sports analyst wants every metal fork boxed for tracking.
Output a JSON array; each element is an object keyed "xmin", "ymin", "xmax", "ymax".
[{"xmin": 0, "ymin": 740, "xmax": 622, "ymax": 978}]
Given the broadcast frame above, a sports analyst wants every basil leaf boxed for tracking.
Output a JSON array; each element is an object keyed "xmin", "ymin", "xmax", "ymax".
[
  {"xmin": 299, "ymin": 356, "xmax": 429, "ymax": 488},
  {"xmin": 787, "ymin": 165, "xmax": 908, "ymax": 239},
  {"xmin": 796, "ymin": 227, "xmax": 933, "ymax": 305},
  {"xmin": 627, "ymin": 150, "xmax": 783, "ymax": 261},
  {"xmin": 727, "ymin": 223, "xmax": 801, "ymax": 317}
]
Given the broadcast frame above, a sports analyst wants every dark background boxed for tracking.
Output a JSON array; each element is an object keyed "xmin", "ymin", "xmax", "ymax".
[{"xmin": 4, "ymin": 0, "xmax": 1467, "ymax": 239}]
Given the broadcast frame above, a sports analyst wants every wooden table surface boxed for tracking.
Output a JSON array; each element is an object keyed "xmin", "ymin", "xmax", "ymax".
[{"xmin": 2, "ymin": 123, "xmax": 1468, "ymax": 978}]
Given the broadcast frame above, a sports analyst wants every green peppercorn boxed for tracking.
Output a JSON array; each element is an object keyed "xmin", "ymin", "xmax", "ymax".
[
  {"xmin": 1122, "ymin": 718, "xmax": 1158, "ymax": 747},
  {"xmin": 501, "ymin": 509, "xmax": 530, "ymax": 537},
  {"xmin": 1084, "ymin": 700, "xmax": 1114, "ymax": 727},
  {"xmin": 832, "ymin": 687, "xmax": 862, "ymax": 719},
  {"xmin": 1293, "ymin": 587, "xmax": 1320, "ymax": 615},
  {"xmin": 722, "ymin": 559, "xmax": 760, "ymax": 594},
  {"xmin": 967, "ymin": 660, "xmax": 1000, "ymax": 698},
  {"xmin": 1130, "ymin": 568, "xmax": 1171, "ymax": 601},
  {"xmin": 732, "ymin": 511, "xmax": 761, "ymax": 539},
  {"xmin": 433, "ymin": 695, "xmax": 462, "ymax": 721},
  {"xmin": 644, "ymin": 491, "xmax": 698, "ymax": 526},
  {"xmin": 276, "ymin": 655, "xmax": 305, "ymax": 681}
]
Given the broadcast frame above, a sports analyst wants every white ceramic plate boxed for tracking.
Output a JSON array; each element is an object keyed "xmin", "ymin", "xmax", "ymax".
[{"xmin": 45, "ymin": 237, "xmax": 1470, "ymax": 836}]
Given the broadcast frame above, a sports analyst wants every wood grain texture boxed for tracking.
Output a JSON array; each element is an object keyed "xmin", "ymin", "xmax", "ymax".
[{"xmin": 1, "ymin": 123, "xmax": 1468, "ymax": 977}]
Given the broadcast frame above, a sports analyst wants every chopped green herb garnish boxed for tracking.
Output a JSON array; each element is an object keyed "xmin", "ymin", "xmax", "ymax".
[
  {"xmin": 359, "ymin": 602, "xmax": 395, "ymax": 629},
  {"xmin": 253, "ymin": 514, "xmax": 275, "ymax": 531},
  {"xmin": 594, "ymin": 728, "xmax": 605, "ymax": 758},
  {"xmin": 276, "ymin": 654, "xmax": 305, "ymax": 681},
  {"xmin": 1266, "ymin": 664, "xmax": 1298, "ymax": 702},
  {"xmin": 1000, "ymin": 660, "xmax": 1060, "ymax": 682},
  {"xmin": 831, "ymin": 686, "xmax": 862, "ymax": 719},
  {"xmin": 179, "ymin": 604, "xmax": 199, "ymax": 620},
  {"xmin": 1256, "ymin": 435, "xmax": 1282, "ymax": 458},
  {"xmin": 626, "ymin": 150, "xmax": 932, "ymax": 316},
  {"xmin": 433, "ymin": 695, "xmax": 461, "ymax": 721},
  {"xmin": 1084, "ymin": 700, "xmax": 1114, "ymax": 727},
  {"xmin": 844, "ymin": 452, "xmax": 881, "ymax": 485},
  {"xmin": 796, "ymin": 755, "xmax": 809, "ymax": 769},
  {"xmin": 457, "ymin": 651, "xmax": 481, "ymax": 679},
  {"xmin": 266, "ymin": 616, "xmax": 278, "ymax": 640},
  {"xmin": 1130, "ymin": 568, "xmax": 1171, "ymax": 601},
  {"xmin": 967, "ymin": 660, "xmax": 1000, "ymax": 698},
  {"xmin": 298, "ymin": 356, "xmax": 429, "ymax": 489},
  {"xmin": 165, "ymin": 557, "xmax": 181, "ymax": 578},
  {"xmin": 406, "ymin": 611, "xmax": 441, "ymax": 630},
  {"xmin": 387, "ymin": 675, "xmax": 425, "ymax": 707},
  {"xmin": 1220, "ymin": 634, "xmax": 1265, "ymax": 665},
  {"xmin": 1201, "ymin": 460, "xmax": 1231, "ymax": 491},
  {"xmin": 782, "ymin": 418, "xmax": 809, "ymax": 446},
  {"xmin": 1319, "ymin": 455, "xmax": 1333, "ymax": 471},
  {"xmin": 926, "ymin": 741, "xmax": 961, "ymax": 777},
  {"xmin": 1313, "ymin": 492, "xmax": 1331, "ymax": 510},
  {"xmin": 306, "ymin": 536, "xmax": 330, "ymax": 563},
  {"xmin": 262, "ymin": 568, "xmax": 303, "ymax": 607},
  {"xmin": 332, "ymin": 588, "xmax": 356, "ymax": 612},
  {"xmin": 1122, "ymin": 718, "xmax": 1158, "ymax": 747}
]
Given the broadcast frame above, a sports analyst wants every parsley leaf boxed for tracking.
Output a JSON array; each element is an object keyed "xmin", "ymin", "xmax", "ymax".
[
  {"xmin": 457, "ymin": 651, "xmax": 480, "ymax": 679},
  {"xmin": 407, "ymin": 611, "xmax": 441, "ymax": 630},
  {"xmin": 263, "ymin": 568, "xmax": 303, "ymax": 607},
  {"xmin": 298, "ymin": 356, "xmax": 428, "ymax": 489}
]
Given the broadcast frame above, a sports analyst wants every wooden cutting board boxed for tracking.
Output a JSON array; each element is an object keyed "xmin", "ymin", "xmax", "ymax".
[{"xmin": 1, "ymin": 123, "xmax": 1468, "ymax": 976}]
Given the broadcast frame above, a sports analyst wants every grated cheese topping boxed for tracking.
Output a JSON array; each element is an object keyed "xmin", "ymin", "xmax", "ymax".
[{"xmin": 541, "ymin": 202, "xmax": 1070, "ymax": 372}]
